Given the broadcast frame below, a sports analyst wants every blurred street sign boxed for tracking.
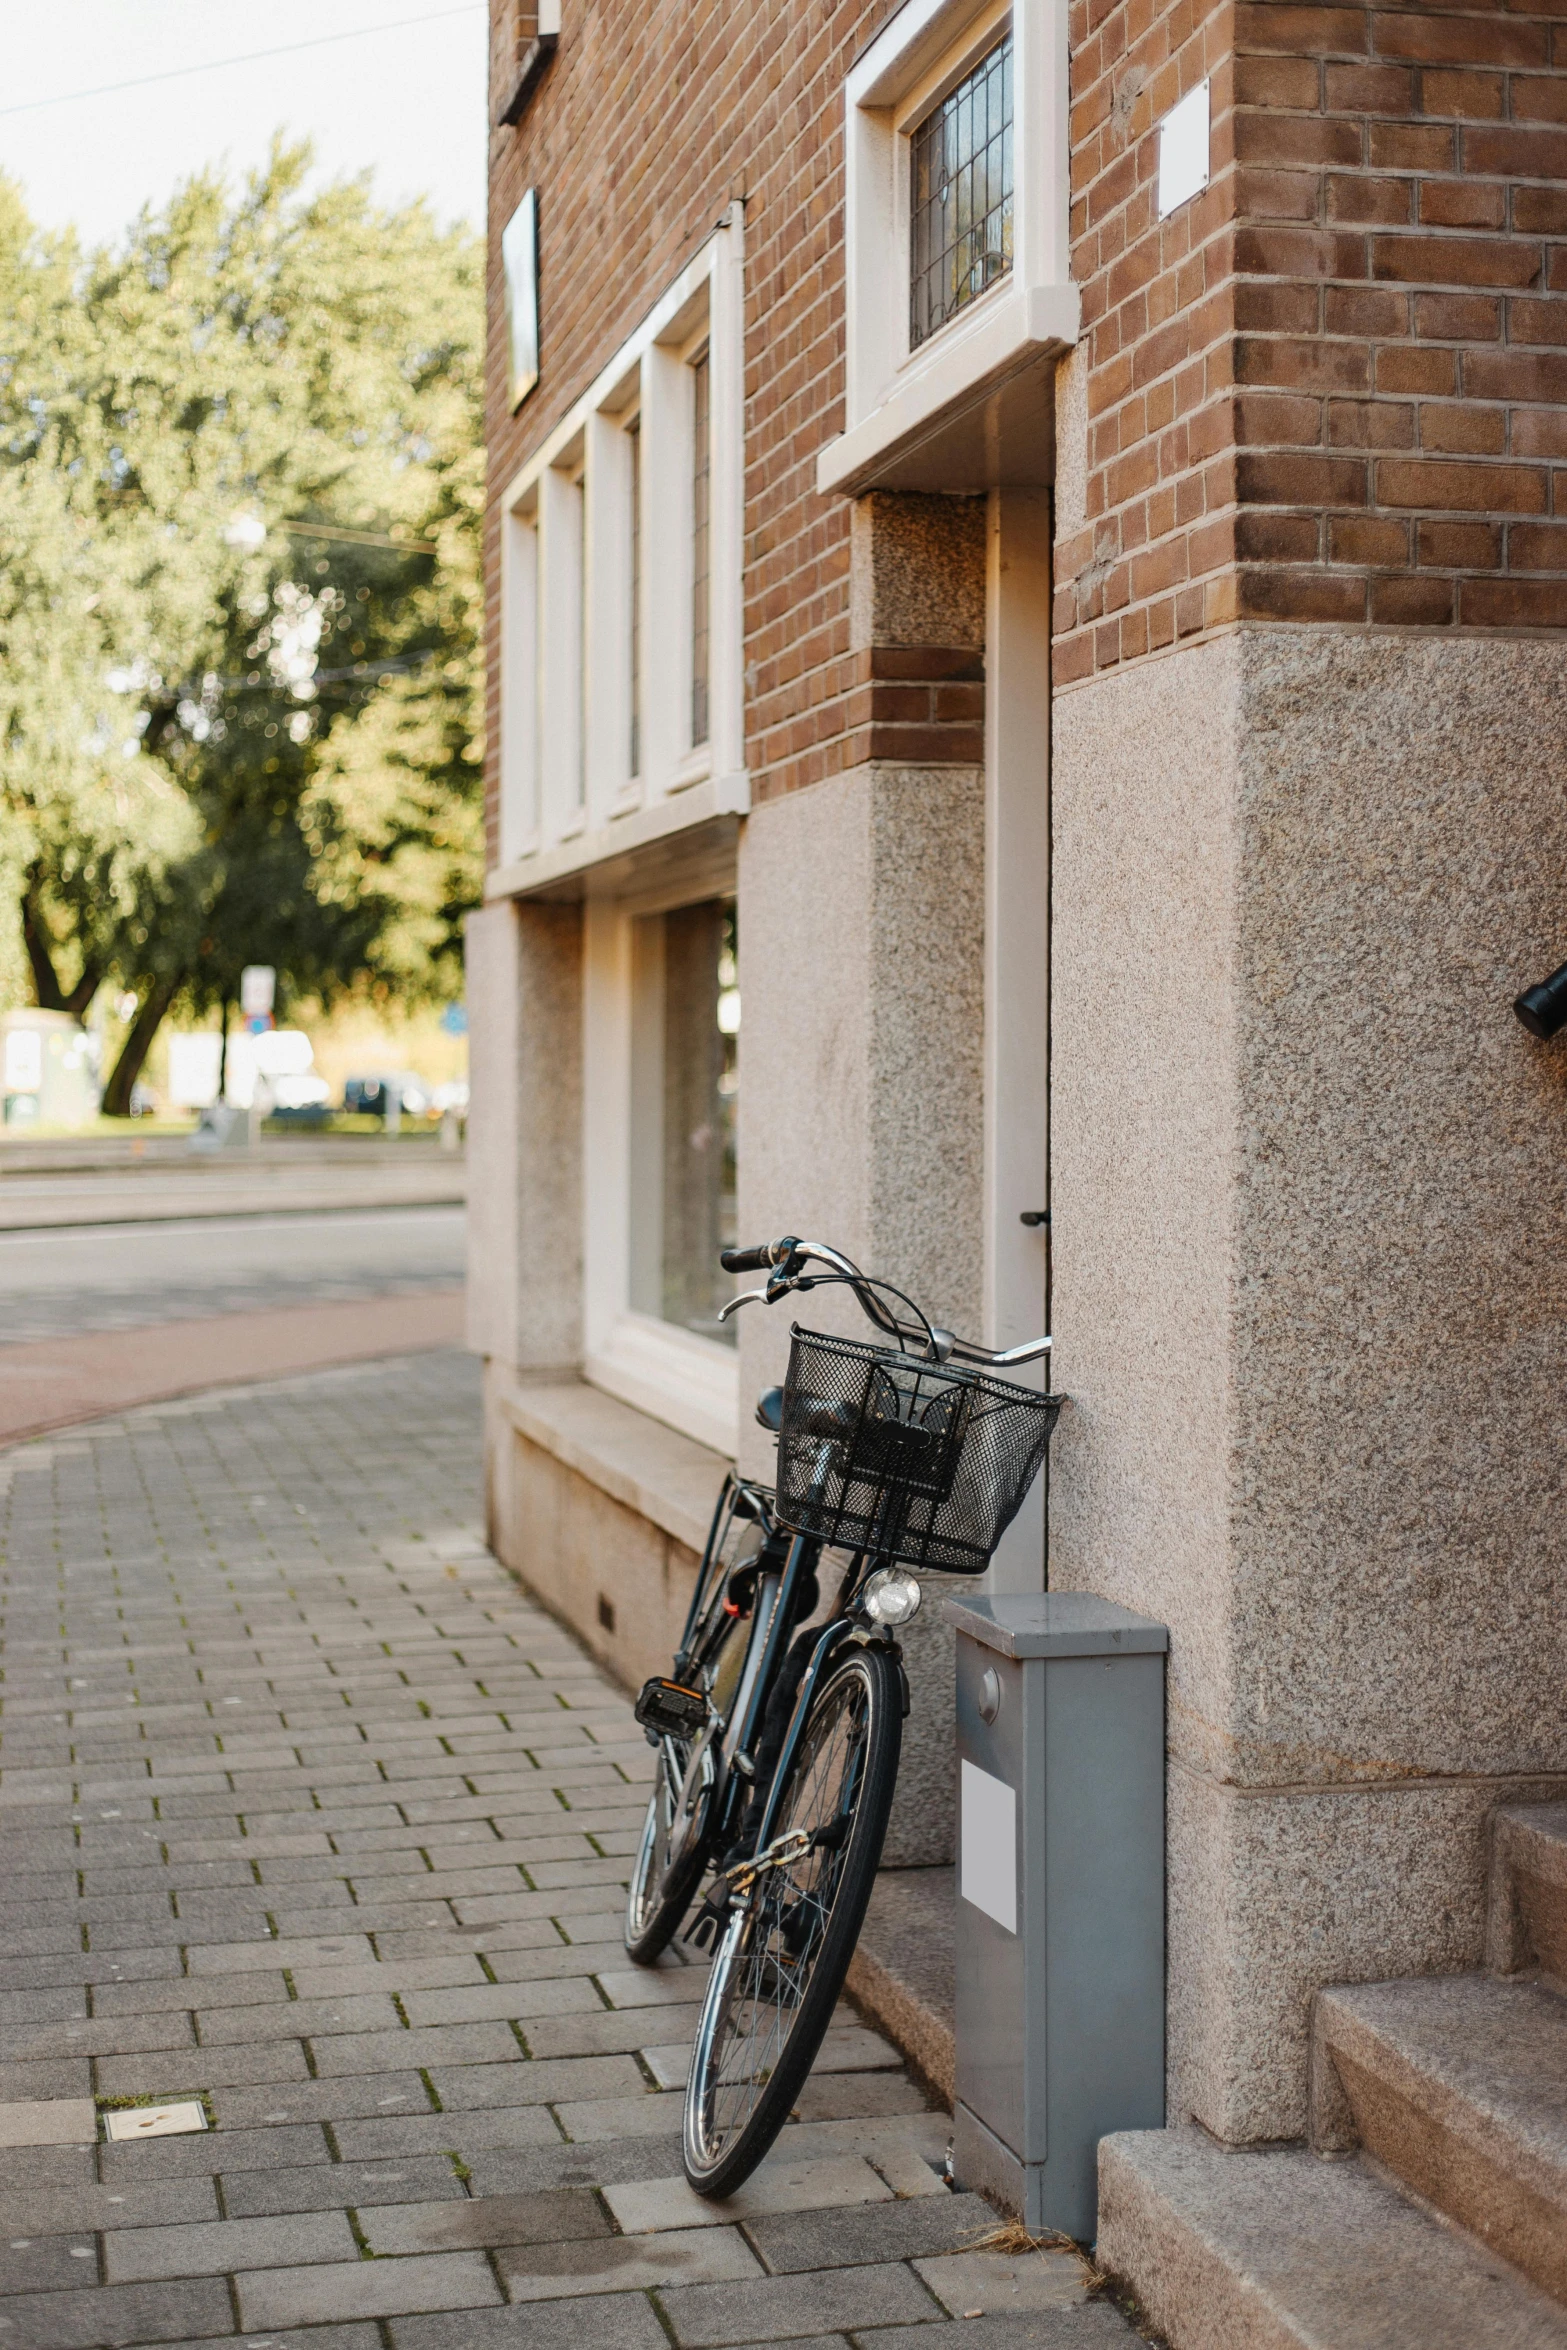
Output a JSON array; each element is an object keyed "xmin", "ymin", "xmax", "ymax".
[
  {"xmin": 441, "ymin": 1004, "xmax": 468, "ymax": 1035},
  {"xmin": 240, "ymin": 965, "xmax": 276, "ymax": 1018}
]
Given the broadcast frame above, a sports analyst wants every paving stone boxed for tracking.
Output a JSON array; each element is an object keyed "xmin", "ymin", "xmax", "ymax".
[
  {"xmin": 913, "ymin": 2248, "xmax": 1088, "ymax": 2317},
  {"xmin": 0, "ymin": 2274, "xmax": 233, "ymax": 2348},
  {"xmin": 390, "ymin": 2289, "xmax": 670, "ymax": 2348},
  {"xmin": 362, "ymin": 2188, "xmax": 611, "ymax": 2254},
  {"xmin": 236, "ymin": 2247, "xmax": 503, "ymax": 2329},
  {"xmin": 125, "ymin": 2329, "xmax": 382, "ymax": 2350},
  {"xmin": 1, "ymin": 2180, "xmax": 220, "ymax": 2237},
  {"xmin": 0, "ymin": 2234, "xmax": 103, "ymax": 2295},
  {"xmin": 220, "ymin": 2156, "xmax": 466, "ymax": 2218},
  {"xmin": 95, "ymin": 2036, "xmax": 309, "ymax": 2096},
  {"xmin": 399, "ymin": 1979, "xmax": 603, "ymax": 2027},
  {"xmin": 498, "ymin": 2223, "xmax": 762, "ymax": 2300},
  {"xmin": 100, "ymin": 2121, "xmax": 330, "ymax": 2181},
  {"xmin": 103, "ymin": 2207, "xmax": 355, "ymax": 2282},
  {"xmin": 527, "ymin": 2003, "xmax": 706, "ymax": 2061},
  {"xmin": 331, "ymin": 2106, "xmax": 563, "ymax": 2160},
  {"xmin": 657, "ymin": 2258, "xmax": 941, "ymax": 2344},
  {"xmin": 210, "ymin": 2069, "xmax": 429, "ymax": 2128},
  {"xmin": 428, "ymin": 2051, "xmax": 643, "ymax": 2109},
  {"xmin": 608, "ymin": 2152, "xmax": 894, "ymax": 2236},
  {"xmin": 551, "ymin": 2090, "xmax": 690, "ymax": 2142},
  {"xmin": 790, "ymin": 2072, "xmax": 932, "ymax": 2123},
  {"xmin": 861, "ymin": 2318, "xmax": 1141, "ymax": 2348},
  {"xmin": 744, "ymin": 2191, "xmax": 995, "ymax": 2275}
]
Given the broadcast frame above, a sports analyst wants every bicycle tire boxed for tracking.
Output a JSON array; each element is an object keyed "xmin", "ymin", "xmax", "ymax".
[
  {"xmin": 625, "ymin": 1732, "xmax": 714, "ymax": 1964},
  {"xmin": 682, "ymin": 1640, "xmax": 902, "ymax": 2197}
]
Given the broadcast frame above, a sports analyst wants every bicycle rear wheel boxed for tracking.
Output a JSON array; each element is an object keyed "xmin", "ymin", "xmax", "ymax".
[
  {"xmin": 625, "ymin": 1729, "xmax": 714, "ymax": 1964},
  {"xmin": 682, "ymin": 1640, "xmax": 901, "ymax": 2197}
]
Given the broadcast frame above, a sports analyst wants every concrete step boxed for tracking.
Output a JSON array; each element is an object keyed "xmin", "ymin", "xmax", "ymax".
[
  {"xmin": 1313, "ymin": 1972, "xmax": 1567, "ymax": 2306},
  {"xmin": 1098, "ymin": 2125, "xmax": 1567, "ymax": 2350},
  {"xmin": 1490, "ymin": 1802, "xmax": 1567, "ymax": 1983},
  {"xmin": 844, "ymin": 1866, "xmax": 954, "ymax": 2107}
]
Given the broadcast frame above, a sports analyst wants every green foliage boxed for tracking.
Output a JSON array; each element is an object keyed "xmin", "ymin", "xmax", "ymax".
[{"xmin": 0, "ymin": 146, "xmax": 484, "ymax": 1103}]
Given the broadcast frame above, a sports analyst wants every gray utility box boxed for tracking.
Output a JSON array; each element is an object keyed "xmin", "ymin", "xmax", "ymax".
[{"xmin": 943, "ymin": 1591, "xmax": 1168, "ymax": 2241}]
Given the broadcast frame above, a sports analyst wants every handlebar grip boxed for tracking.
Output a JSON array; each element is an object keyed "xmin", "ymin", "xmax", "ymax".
[{"xmin": 721, "ymin": 1242, "xmax": 776, "ymax": 1274}]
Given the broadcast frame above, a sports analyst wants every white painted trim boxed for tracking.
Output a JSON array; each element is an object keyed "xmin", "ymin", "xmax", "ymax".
[
  {"xmin": 586, "ymin": 1315, "xmax": 739, "ymax": 1459},
  {"xmin": 981, "ymin": 487, "xmax": 1051, "ymax": 1597},
  {"xmin": 494, "ymin": 209, "xmax": 748, "ymax": 892},
  {"xmin": 484, "ymin": 771, "xmax": 747, "ymax": 902},
  {"xmin": 580, "ymin": 890, "xmax": 740, "ymax": 1457},
  {"xmin": 819, "ymin": 0, "xmax": 1078, "ymax": 496}
]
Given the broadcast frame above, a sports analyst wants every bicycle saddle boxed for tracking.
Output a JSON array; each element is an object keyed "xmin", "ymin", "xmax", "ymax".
[{"xmin": 754, "ymin": 1386, "xmax": 784, "ymax": 1433}]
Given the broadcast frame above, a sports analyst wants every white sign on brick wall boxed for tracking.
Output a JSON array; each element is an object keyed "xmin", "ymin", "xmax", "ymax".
[{"xmin": 1157, "ymin": 79, "xmax": 1211, "ymax": 219}]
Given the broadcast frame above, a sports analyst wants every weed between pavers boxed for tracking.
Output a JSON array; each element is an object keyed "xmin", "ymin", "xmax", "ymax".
[{"xmin": 966, "ymin": 2217, "xmax": 1109, "ymax": 2297}]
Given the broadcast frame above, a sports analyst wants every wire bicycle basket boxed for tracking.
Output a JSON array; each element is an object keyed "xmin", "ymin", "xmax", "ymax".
[{"xmin": 774, "ymin": 1325, "xmax": 1062, "ymax": 1574}]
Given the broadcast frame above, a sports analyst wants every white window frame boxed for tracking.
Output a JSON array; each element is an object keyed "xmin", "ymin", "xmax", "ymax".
[
  {"xmin": 582, "ymin": 840, "xmax": 740, "ymax": 1458},
  {"xmin": 817, "ymin": 0, "xmax": 1079, "ymax": 497},
  {"xmin": 490, "ymin": 207, "xmax": 746, "ymax": 901}
]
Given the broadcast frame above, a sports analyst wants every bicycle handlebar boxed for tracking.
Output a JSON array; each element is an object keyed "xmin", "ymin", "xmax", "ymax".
[
  {"xmin": 719, "ymin": 1240, "xmax": 791, "ymax": 1275},
  {"xmin": 720, "ymin": 1234, "xmax": 1051, "ymax": 1368}
]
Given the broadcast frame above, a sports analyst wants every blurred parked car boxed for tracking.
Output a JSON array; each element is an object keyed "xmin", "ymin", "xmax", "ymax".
[{"xmin": 343, "ymin": 1072, "xmax": 433, "ymax": 1120}]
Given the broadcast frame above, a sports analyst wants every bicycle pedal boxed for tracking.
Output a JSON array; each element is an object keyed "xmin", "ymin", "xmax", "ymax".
[{"xmin": 633, "ymin": 1677, "xmax": 708, "ymax": 1739}]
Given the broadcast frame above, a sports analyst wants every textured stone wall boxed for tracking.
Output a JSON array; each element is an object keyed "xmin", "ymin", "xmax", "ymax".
[
  {"xmin": 1055, "ymin": 0, "xmax": 1567, "ymax": 684},
  {"xmin": 735, "ymin": 758, "xmax": 987, "ymax": 1866},
  {"xmin": 1049, "ymin": 623, "xmax": 1567, "ymax": 2137}
]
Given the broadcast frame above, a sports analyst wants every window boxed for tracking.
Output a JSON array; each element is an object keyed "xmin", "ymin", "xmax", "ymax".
[
  {"xmin": 690, "ymin": 351, "xmax": 711, "ymax": 748},
  {"xmin": 629, "ymin": 898, "xmax": 738, "ymax": 1344},
  {"xmin": 583, "ymin": 854, "xmax": 742, "ymax": 1456},
  {"xmin": 818, "ymin": 0, "xmax": 1077, "ymax": 497},
  {"xmin": 494, "ymin": 211, "xmax": 745, "ymax": 891},
  {"xmin": 910, "ymin": 33, "xmax": 1013, "ymax": 350}
]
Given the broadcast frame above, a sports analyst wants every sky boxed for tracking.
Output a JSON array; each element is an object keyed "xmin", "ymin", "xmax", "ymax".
[{"xmin": 0, "ymin": 1, "xmax": 488, "ymax": 249}]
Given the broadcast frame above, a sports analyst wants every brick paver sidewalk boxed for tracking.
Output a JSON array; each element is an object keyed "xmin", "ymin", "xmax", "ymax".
[{"xmin": 0, "ymin": 1349, "xmax": 1132, "ymax": 2349}]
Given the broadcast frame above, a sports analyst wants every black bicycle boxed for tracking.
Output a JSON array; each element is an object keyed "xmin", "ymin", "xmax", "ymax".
[{"xmin": 625, "ymin": 1233, "xmax": 1058, "ymax": 2199}]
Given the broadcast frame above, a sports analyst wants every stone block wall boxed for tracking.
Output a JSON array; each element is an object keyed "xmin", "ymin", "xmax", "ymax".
[{"xmin": 1055, "ymin": 0, "xmax": 1567, "ymax": 682}]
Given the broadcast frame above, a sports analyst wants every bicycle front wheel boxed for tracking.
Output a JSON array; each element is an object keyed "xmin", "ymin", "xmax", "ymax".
[{"xmin": 682, "ymin": 1640, "xmax": 901, "ymax": 2197}]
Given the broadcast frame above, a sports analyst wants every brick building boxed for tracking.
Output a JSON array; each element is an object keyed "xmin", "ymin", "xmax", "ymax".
[{"xmin": 469, "ymin": 0, "xmax": 1567, "ymax": 2328}]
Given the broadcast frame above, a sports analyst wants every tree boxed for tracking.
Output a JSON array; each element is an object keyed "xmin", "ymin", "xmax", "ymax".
[{"xmin": 0, "ymin": 148, "xmax": 484, "ymax": 1108}]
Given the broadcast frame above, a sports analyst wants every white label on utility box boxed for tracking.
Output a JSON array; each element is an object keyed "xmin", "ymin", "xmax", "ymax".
[{"xmin": 960, "ymin": 1759, "xmax": 1017, "ymax": 1934}]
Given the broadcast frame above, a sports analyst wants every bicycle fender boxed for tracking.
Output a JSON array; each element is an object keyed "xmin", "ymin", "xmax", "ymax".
[
  {"xmin": 752, "ymin": 1614, "xmax": 857, "ymax": 1850},
  {"xmin": 838, "ymin": 1626, "xmax": 910, "ymax": 1716}
]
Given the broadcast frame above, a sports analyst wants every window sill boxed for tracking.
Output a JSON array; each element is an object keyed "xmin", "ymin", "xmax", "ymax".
[
  {"xmin": 818, "ymin": 280, "xmax": 1080, "ymax": 499},
  {"xmin": 586, "ymin": 1311, "xmax": 738, "ymax": 1458},
  {"xmin": 496, "ymin": 32, "xmax": 557, "ymax": 127},
  {"xmin": 499, "ymin": 1377, "xmax": 730, "ymax": 1555},
  {"xmin": 486, "ymin": 771, "xmax": 748, "ymax": 900}
]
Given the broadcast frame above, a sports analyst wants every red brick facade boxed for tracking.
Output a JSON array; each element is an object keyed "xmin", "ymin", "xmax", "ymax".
[
  {"xmin": 1055, "ymin": 0, "xmax": 1567, "ymax": 683},
  {"xmin": 485, "ymin": 0, "xmax": 1567, "ymax": 857}
]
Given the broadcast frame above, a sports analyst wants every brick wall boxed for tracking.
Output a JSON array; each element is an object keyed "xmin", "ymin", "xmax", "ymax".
[{"xmin": 1054, "ymin": 0, "xmax": 1567, "ymax": 685}]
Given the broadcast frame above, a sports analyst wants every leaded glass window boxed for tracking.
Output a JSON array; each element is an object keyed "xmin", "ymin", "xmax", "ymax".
[{"xmin": 909, "ymin": 32, "xmax": 1014, "ymax": 350}]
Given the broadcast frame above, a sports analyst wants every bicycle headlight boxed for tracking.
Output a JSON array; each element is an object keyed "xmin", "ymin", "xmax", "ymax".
[{"xmin": 861, "ymin": 1566, "xmax": 922, "ymax": 1626}]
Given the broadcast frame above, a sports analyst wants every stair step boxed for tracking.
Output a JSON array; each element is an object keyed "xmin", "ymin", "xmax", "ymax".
[
  {"xmin": 1315, "ymin": 1973, "xmax": 1567, "ymax": 2306},
  {"xmin": 1098, "ymin": 2125, "xmax": 1567, "ymax": 2350},
  {"xmin": 1490, "ymin": 1802, "xmax": 1567, "ymax": 1982}
]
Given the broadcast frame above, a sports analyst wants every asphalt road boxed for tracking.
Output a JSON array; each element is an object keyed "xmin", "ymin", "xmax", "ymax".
[{"xmin": 0, "ymin": 1204, "xmax": 467, "ymax": 1345}]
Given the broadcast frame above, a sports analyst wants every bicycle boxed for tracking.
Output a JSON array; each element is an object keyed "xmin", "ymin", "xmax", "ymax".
[{"xmin": 624, "ymin": 1233, "xmax": 1058, "ymax": 2199}]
